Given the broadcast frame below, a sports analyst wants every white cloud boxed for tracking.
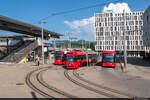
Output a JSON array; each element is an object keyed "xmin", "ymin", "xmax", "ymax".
[
  {"xmin": 103, "ymin": 3, "xmax": 131, "ymax": 13},
  {"xmin": 64, "ymin": 17, "xmax": 94, "ymax": 35}
]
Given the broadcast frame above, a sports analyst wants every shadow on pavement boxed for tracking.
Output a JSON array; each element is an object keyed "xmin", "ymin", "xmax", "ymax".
[
  {"xmin": 62, "ymin": 65, "xmax": 67, "ymax": 70},
  {"xmin": 31, "ymin": 91, "xmax": 38, "ymax": 100},
  {"xmin": 127, "ymin": 57, "xmax": 150, "ymax": 68},
  {"xmin": 95, "ymin": 61, "xmax": 102, "ymax": 66}
]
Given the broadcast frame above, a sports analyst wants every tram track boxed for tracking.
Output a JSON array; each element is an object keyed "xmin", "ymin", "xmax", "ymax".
[
  {"xmin": 26, "ymin": 67, "xmax": 54, "ymax": 98},
  {"xmin": 36, "ymin": 68, "xmax": 79, "ymax": 98},
  {"xmin": 64, "ymin": 69, "xmax": 131, "ymax": 98},
  {"xmin": 73, "ymin": 70, "xmax": 133, "ymax": 98},
  {"xmin": 26, "ymin": 66, "xmax": 78, "ymax": 98}
]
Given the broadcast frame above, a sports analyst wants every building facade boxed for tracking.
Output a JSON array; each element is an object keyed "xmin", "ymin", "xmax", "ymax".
[
  {"xmin": 95, "ymin": 11, "xmax": 149, "ymax": 56},
  {"xmin": 143, "ymin": 6, "xmax": 150, "ymax": 47}
]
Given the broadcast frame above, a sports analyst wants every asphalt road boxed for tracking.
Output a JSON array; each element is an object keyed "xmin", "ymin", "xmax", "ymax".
[
  {"xmin": 87, "ymin": 57, "xmax": 150, "ymax": 98},
  {"xmin": 0, "ymin": 57, "xmax": 149, "ymax": 98},
  {"xmin": 127, "ymin": 57, "xmax": 150, "ymax": 73},
  {"xmin": 98, "ymin": 66, "xmax": 150, "ymax": 98}
]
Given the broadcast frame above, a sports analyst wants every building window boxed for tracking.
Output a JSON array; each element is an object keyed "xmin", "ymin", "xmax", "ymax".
[
  {"xmin": 135, "ymin": 16, "xmax": 137, "ymax": 20},
  {"xmin": 100, "ymin": 27, "xmax": 103, "ymax": 32},
  {"xmin": 147, "ymin": 16, "xmax": 149, "ymax": 22},
  {"xmin": 135, "ymin": 26, "xmax": 138, "ymax": 30},
  {"xmin": 136, "ymin": 21, "xmax": 138, "ymax": 25},
  {"xmin": 111, "ymin": 27, "xmax": 113, "ymax": 31},
  {"xmin": 99, "ymin": 23, "xmax": 101, "ymax": 26}
]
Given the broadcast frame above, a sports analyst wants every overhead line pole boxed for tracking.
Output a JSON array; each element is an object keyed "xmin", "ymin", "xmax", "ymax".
[
  {"xmin": 66, "ymin": 31, "xmax": 71, "ymax": 50},
  {"xmin": 82, "ymin": 39, "xmax": 84, "ymax": 49},
  {"xmin": 40, "ymin": 20, "xmax": 46, "ymax": 65},
  {"xmin": 89, "ymin": 41, "xmax": 90, "ymax": 49},
  {"xmin": 123, "ymin": 10, "xmax": 127, "ymax": 69}
]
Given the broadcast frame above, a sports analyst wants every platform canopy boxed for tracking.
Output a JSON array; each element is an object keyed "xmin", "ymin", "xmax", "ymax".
[{"xmin": 0, "ymin": 15, "xmax": 63, "ymax": 38}]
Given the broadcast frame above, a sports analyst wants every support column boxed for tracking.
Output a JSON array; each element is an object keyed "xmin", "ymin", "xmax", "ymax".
[{"xmin": 6, "ymin": 38, "xmax": 9, "ymax": 54}]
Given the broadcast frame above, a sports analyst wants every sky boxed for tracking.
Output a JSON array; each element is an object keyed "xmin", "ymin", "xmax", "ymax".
[{"xmin": 0, "ymin": 0, "xmax": 150, "ymax": 41}]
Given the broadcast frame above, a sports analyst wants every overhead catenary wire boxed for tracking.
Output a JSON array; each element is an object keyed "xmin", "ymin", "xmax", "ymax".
[{"xmin": 38, "ymin": 0, "xmax": 123, "ymax": 21}]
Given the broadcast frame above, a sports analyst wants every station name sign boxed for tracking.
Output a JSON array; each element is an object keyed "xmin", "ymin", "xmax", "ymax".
[{"xmin": 43, "ymin": 42, "xmax": 54, "ymax": 47}]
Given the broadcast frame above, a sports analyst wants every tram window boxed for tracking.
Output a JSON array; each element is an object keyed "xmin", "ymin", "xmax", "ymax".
[
  {"xmin": 74, "ymin": 56, "xmax": 78, "ymax": 62},
  {"xmin": 66, "ymin": 56, "xmax": 75, "ymax": 62},
  {"xmin": 83, "ymin": 55, "xmax": 86, "ymax": 60},
  {"xmin": 62, "ymin": 54, "xmax": 66, "ymax": 61},
  {"xmin": 55, "ymin": 51, "xmax": 62, "ymax": 56},
  {"xmin": 76, "ymin": 56, "xmax": 80, "ymax": 61},
  {"xmin": 103, "ymin": 53, "xmax": 114, "ymax": 56},
  {"xmin": 77, "ymin": 55, "xmax": 81, "ymax": 60},
  {"xmin": 103, "ymin": 55, "xmax": 114, "ymax": 63},
  {"xmin": 55, "ymin": 55, "xmax": 62, "ymax": 60}
]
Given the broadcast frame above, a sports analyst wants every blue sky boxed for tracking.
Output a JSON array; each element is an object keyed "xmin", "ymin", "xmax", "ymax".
[{"xmin": 0, "ymin": 0, "xmax": 150, "ymax": 41}]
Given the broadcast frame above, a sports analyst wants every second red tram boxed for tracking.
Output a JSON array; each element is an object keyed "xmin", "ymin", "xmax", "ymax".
[
  {"xmin": 101, "ymin": 51, "xmax": 116, "ymax": 67},
  {"xmin": 65, "ymin": 51, "xmax": 86, "ymax": 69}
]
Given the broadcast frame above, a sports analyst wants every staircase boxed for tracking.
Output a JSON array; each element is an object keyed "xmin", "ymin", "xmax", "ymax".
[
  {"xmin": 0, "ymin": 51, "xmax": 4, "ymax": 59},
  {"xmin": 0, "ymin": 40, "xmax": 38, "ymax": 63},
  {"xmin": 0, "ymin": 40, "xmax": 24, "ymax": 59}
]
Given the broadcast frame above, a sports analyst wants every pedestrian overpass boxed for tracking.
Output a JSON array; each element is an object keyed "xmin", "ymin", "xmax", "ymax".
[
  {"xmin": 0, "ymin": 15, "xmax": 63, "ymax": 63},
  {"xmin": 0, "ymin": 15, "xmax": 62, "ymax": 38}
]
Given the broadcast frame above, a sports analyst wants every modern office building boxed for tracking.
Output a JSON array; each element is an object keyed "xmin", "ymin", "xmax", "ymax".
[
  {"xmin": 143, "ymin": 5, "xmax": 150, "ymax": 58},
  {"xmin": 143, "ymin": 6, "xmax": 150, "ymax": 47},
  {"xmin": 95, "ymin": 11, "xmax": 149, "ymax": 56}
]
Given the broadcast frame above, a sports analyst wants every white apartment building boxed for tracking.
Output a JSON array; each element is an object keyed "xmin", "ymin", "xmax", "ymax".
[
  {"xmin": 95, "ymin": 11, "xmax": 149, "ymax": 56},
  {"xmin": 143, "ymin": 6, "xmax": 150, "ymax": 47}
]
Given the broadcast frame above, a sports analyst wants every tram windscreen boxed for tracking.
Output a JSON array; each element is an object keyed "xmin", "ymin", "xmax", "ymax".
[
  {"xmin": 66, "ymin": 56, "xmax": 75, "ymax": 62},
  {"xmin": 55, "ymin": 55, "xmax": 62, "ymax": 60},
  {"xmin": 55, "ymin": 51, "xmax": 62, "ymax": 56},
  {"xmin": 103, "ymin": 53, "xmax": 114, "ymax": 63}
]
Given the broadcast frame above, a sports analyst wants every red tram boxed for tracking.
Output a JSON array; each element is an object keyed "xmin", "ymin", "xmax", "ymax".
[
  {"xmin": 54, "ymin": 50, "xmax": 67, "ymax": 65},
  {"xmin": 101, "ymin": 51, "xmax": 116, "ymax": 67},
  {"xmin": 66, "ymin": 51, "xmax": 86, "ymax": 69}
]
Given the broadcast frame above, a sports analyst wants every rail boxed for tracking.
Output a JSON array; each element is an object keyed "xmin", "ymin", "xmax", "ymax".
[
  {"xmin": 26, "ymin": 66, "xmax": 78, "ymax": 98},
  {"xmin": 64, "ymin": 69, "xmax": 133, "ymax": 98},
  {"xmin": 73, "ymin": 70, "xmax": 134, "ymax": 97}
]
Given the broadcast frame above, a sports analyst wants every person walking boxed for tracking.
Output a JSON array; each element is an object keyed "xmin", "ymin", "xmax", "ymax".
[{"xmin": 35, "ymin": 53, "xmax": 40, "ymax": 66}]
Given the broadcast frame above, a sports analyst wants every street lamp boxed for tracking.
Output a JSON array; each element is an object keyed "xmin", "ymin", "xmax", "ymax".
[
  {"xmin": 39, "ymin": 20, "xmax": 46, "ymax": 64},
  {"xmin": 89, "ymin": 41, "xmax": 91, "ymax": 49},
  {"xmin": 48, "ymin": 34, "xmax": 51, "ymax": 64},
  {"xmin": 82, "ymin": 39, "xmax": 84, "ymax": 50},
  {"xmin": 48, "ymin": 34, "xmax": 51, "ymax": 37}
]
